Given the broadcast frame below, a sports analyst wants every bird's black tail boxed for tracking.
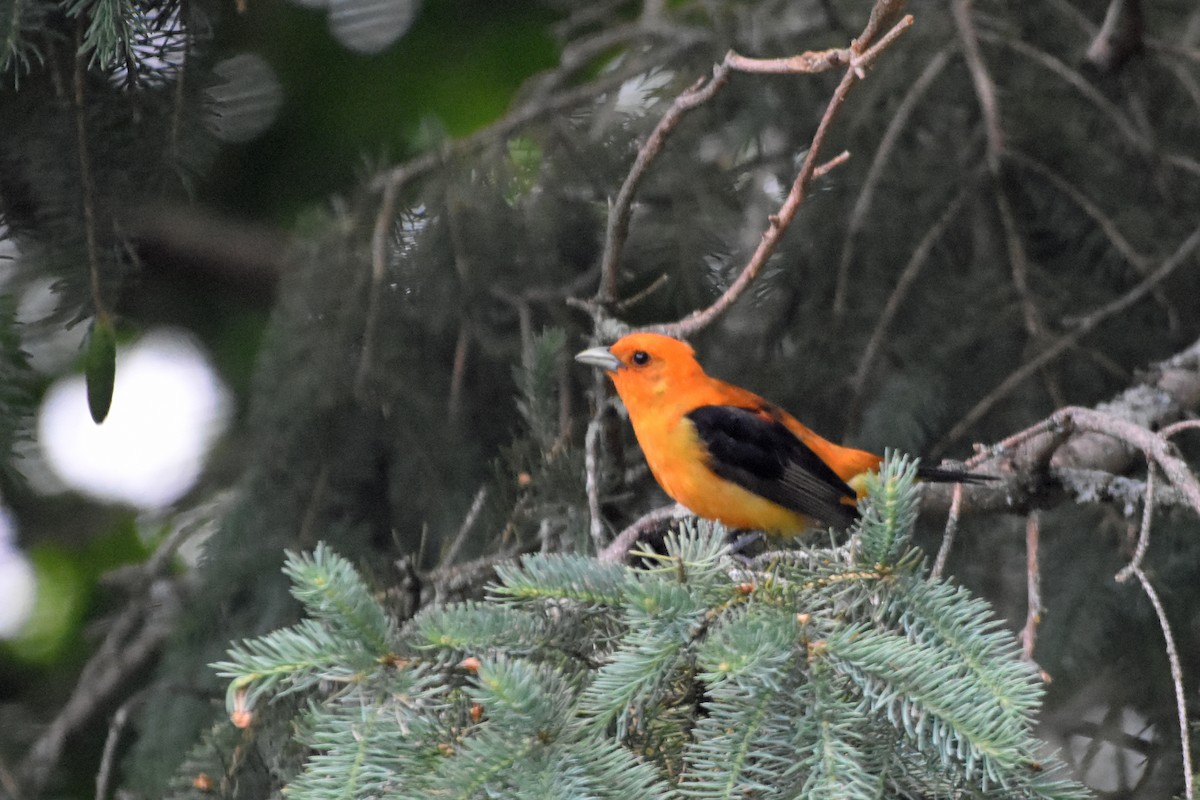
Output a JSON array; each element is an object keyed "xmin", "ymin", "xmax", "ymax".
[{"xmin": 916, "ymin": 465, "xmax": 995, "ymax": 484}]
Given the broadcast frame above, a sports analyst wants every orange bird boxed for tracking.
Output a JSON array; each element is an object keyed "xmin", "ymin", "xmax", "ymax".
[{"xmin": 575, "ymin": 332, "xmax": 988, "ymax": 535}]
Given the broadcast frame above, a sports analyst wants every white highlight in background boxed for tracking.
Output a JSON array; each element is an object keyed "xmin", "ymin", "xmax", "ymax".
[
  {"xmin": 38, "ymin": 329, "xmax": 231, "ymax": 508},
  {"xmin": 0, "ymin": 508, "xmax": 35, "ymax": 638}
]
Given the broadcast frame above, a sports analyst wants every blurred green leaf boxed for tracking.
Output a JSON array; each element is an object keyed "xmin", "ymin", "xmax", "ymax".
[
  {"xmin": 5, "ymin": 546, "xmax": 89, "ymax": 664},
  {"xmin": 85, "ymin": 315, "xmax": 117, "ymax": 424}
]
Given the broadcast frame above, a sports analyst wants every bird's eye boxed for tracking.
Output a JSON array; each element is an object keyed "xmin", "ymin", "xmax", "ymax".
[{"xmin": 631, "ymin": 350, "xmax": 650, "ymax": 366}]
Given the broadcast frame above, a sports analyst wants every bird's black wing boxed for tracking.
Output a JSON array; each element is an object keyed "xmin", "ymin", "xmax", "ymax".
[{"xmin": 686, "ymin": 404, "xmax": 858, "ymax": 529}]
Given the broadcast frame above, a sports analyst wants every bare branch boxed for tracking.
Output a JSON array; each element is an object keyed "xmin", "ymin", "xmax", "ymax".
[
  {"xmin": 921, "ymin": 334, "xmax": 1200, "ymax": 518},
  {"xmin": 723, "ymin": 49, "xmax": 846, "ymax": 74},
  {"xmin": 1020, "ymin": 511, "xmax": 1042, "ymax": 662},
  {"xmin": 1050, "ymin": 407, "xmax": 1200, "ymax": 515},
  {"xmin": 646, "ymin": 10, "xmax": 914, "ymax": 339}
]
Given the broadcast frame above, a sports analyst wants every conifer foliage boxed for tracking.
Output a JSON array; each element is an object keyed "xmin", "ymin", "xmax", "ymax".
[{"xmin": 211, "ymin": 455, "xmax": 1089, "ymax": 799}]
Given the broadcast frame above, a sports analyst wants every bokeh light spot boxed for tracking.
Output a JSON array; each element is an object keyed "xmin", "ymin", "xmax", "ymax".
[
  {"xmin": 38, "ymin": 330, "xmax": 231, "ymax": 508},
  {"xmin": 0, "ymin": 509, "xmax": 36, "ymax": 639}
]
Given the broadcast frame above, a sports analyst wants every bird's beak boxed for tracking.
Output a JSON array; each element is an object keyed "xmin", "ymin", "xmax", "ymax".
[{"xmin": 574, "ymin": 346, "xmax": 622, "ymax": 372}]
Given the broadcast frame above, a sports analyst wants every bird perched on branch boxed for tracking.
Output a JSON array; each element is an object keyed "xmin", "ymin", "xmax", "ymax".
[{"xmin": 575, "ymin": 332, "xmax": 990, "ymax": 535}]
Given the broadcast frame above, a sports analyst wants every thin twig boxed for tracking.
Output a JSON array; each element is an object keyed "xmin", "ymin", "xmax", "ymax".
[
  {"xmin": 993, "ymin": 182, "xmax": 1043, "ymax": 337},
  {"xmin": 298, "ymin": 465, "xmax": 331, "ymax": 550},
  {"xmin": 440, "ymin": 485, "xmax": 489, "ymax": 568},
  {"xmin": 813, "ymin": 150, "xmax": 851, "ymax": 178},
  {"xmin": 599, "ymin": 503, "xmax": 691, "ymax": 563},
  {"xmin": 934, "ymin": 223, "xmax": 1200, "ymax": 455},
  {"xmin": 584, "ymin": 375, "xmax": 609, "ymax": 551},
  {"xmin": 1085, "ymin": 0, "xmax": 1144, "ymax": 72},
  {"xmin": 95, "ymin": 694, "xmax": 143, "ymax": 800},
  {"xmin": 1161, "ymin": 419, "xmax": 1200, "ymax": 439},
  {"xmin": 1007, "ymin": 150, "xmax": 1150, "ymax": 272},
  {"xmin": 72, "ymin": 23, "xmax": 107, "ymax": 323},
  {"xmin": 356, "ymin": 177, "xmax": 399, "ymax": 397},
  {"xmin": 447, "ymin": 323, "xmax": 471, "ymax": 423},
  {"xmin": 1128, "ymin": 565, "xmax": 1194, "ymax": 800},
  {"xmin": 954, "ymin": 0, "xmax": 1048, "ymax": 344},
  {"xmin": 930, "ymin": 482, "xmax": 963, "ymax": 580},
  {"xmin": 1115, "ymin": 461, "xmax": 1154, "ymax": 583},
  {"xmin": 980, "ymin": 30, "xmax": 1141, "ymax": 145},
  {"xmin": 1020, "ymin": 511, "xmax": 1041, "ymax": 662},
  {"xmin": 615, "ymin": 273, "xmax": 670, "ymax": 312},
  {"xmin": 596, "ymin": 67, "xmax": 731, "ymax": 304},
  {"xmin": 0, "ymin": 754, "xmax": 22, "ymax": 800},
  {"xmin": 952, "ymin": 0, "xmax": 1004, "ymax": 160},
  {"xmin": 975, "ymin": 27, "xmax": 1198, "ymax": 176}
]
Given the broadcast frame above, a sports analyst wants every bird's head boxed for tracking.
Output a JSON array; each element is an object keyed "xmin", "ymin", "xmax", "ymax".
[{"xmin": 574, "ymin": 333, "xmax": 705, "ymax": 405}]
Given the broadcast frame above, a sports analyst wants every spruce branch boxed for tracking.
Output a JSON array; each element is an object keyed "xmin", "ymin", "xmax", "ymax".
[
  {"xmin": 412, "ymin": 602, "xmax": 554, "ymax": 662},
  {"xmin": 210, "ymin": 495, "xmax": 1085, "ymax": 799},
  {"xmin": 66, "ymin": 0, "xmax": 138, "ymax": 71},
  {"xmin": 213, "ymin": 619, "xmax": 367, "ymax": 709},
  {"xmin": 492, "ymin": 552, "xmax": 629, "ymax": 605},
  {"xmin": 0, "ymin": 0, "xmax": 46, "ymax": 82},
  {"xmin": 678, "ymin": 674, "xmax": 807, "ymax": 798},
  {"xmin": 368, "ymin": 21, "xmax": 709, "ymax": 198},
  {"xmin": 576, "ymin": 577, "xmax": 705, "ymax": 737},
  {"xmin": 284, "ymin": 543, "xmax": 397, "ymax": 657},
  {"xmin": 855, "ymin": 450, "xmax": 920, "ymax": 567},
  {"xmin": 798, "ymin": 664, "xmax": 881, "ymax": 800}
]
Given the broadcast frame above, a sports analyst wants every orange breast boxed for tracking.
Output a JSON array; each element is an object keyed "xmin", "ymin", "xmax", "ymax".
[{"xmin": 632, "ymin": 407, "xmax": 811, "ymax": 536}]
